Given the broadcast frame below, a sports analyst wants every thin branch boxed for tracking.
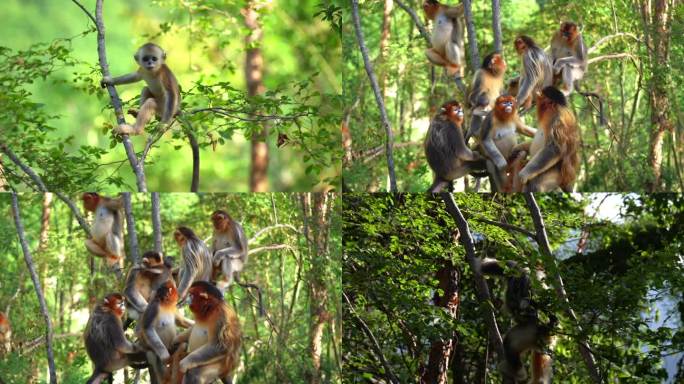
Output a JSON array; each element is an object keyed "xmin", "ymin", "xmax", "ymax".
[
  {"xmin": 151, "ymin": 193, "xmax": 163, "ymax": 254},
  {"xmin": 11, "ymin": 193, "xmax": 57, "ymax": 384},
  {"xmin": 393, "ymin": 0, "xmax": 431, "ymax": 43},
  {"xmin": 0, "ymin": 144, "xmax": 91, "ymax": 236},
  {"xmin": 122, "ymin": 193, "xmax": 139, "ymax": 265},
  {"xmin": 587, "ymin": 32, "xmax": 640, "ymax": 54},
  {"xmin": 20, "ymin": 333, "xmax": 81, "ymax": 355},
  {"xmin": 588, "ymin": 53, "xmax": 636, "ymax": 65},
  {"xmin": 83, "ymin": 0, "xmax": 147, "ymax": 191},
  {"xmin": 70, "ymin": 0, "xmax": 96, "ymax": 25},
  {"xmin": 248, "ymin": 224, "xmax": 300, "ymax": 243},
  {"xmin": 248, "ymin": 244, "xmax": 296, "ymax": 255},
  {"xmin": 343, "ymin": 291, "xmax": 401, "ymax": 384},
  {"xmin": 523, "ymin": 194, "xmax": 602, "ymax": 383},
  {"xmin": 462, "ymin": 213, "xmax": 536, "ymax": 238},
  {"xmin": 462, "ymin": 0, "xmax": 480, "ymax": 69},
  {"xmin": 356, "ymin": 141, "xmax": 422, "ymax": 164},
  {"xmin": 440, "ymin": 193, "xmax": 505, "ymax": 357},
  {"xmin": 351, "ymin": 0, "xmax": 397, "ymax": 192}
]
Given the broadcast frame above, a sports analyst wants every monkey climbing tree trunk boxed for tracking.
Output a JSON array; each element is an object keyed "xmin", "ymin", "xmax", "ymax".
[
  {"xmin": 491, "ymin": 0, "xmax": 502, "ymax": 52},
  {"xmin": 244, "ymin": 1, "xmax": 269, "ymax": 192},
  {"xmin": 151, "ymin": 192, "xmax": 163, "ymax": 254},
  {"xmin": 421, "ymin": 260, "xmax": 460, "ymax": 384},
  {"xmin": 10, "ymin": 193, "xmax": 57, "ymax": 384},
  {"xmin": 351, "ymin": 0, "xmax": 398, "ymax": 192},
  {"xmin": 641, "ymin": 0, "xmax": 674, "ymax": 192},
  {"xmin": 123, "ymin": 193, "xmax": 140, "ymax": 265},
  {"xmin": 523, "ymin": 194, "xmax": 602, "ymax": 383}
]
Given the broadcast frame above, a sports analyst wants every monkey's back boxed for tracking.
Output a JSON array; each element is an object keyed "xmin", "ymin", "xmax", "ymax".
[{"xmin": 425, "ymin": 119, "xmax": 469, "ymax": 180}]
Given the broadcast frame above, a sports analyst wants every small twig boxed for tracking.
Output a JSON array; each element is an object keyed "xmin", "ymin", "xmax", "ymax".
[
  {"xmin": 247, "ymin": 244, "xmax": 295, "ymax": 255},
  {"xmin": 588, "ymin": 53, "xmax": 636, "ymax": 65},
  {"xmin": 248, "ymin": 224, "xmax": 300, "ymax": 243},
  {"xmin": 70, "ymin": 0, "xmax": 96, "ymax": 25},
  {"xmin": 587, "ymin": 32, "xmax": 640, "ymax": 55},
  {"xmin": 393, "ymin": 0, "xmax": 431, "ymax": 43}
]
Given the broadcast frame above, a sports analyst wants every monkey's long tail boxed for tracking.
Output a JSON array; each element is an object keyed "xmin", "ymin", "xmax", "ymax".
[{"xmin": 175, "ymin": 112, "xmax": 200, "ymax": 192}]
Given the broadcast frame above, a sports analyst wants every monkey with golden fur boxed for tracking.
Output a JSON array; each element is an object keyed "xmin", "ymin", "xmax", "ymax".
[
  {"xmin": 422, "ymin": 0, "xmax": 466, "ymax": 89},
  {"xmin": 0, "ymin": 312, "xmax": 11, "ymax": 356},
  {"xmin": 123, "ymin": 250, "xmax": 173, "ymax": 325},
  {"xmin": 550, "ymin": 21, "xmax": 587, "ymax": 96},
  {"xmin": 210, "ymin": 210, "xmax": 249, "ymax": 292},
  {"xmin": 514, "ymin": 86, "xmax": 580, "ymax": 192},
  {"xmin": 82, "ymin": 193, "xmax": 125, "ymax": 278},
  {"xmin": 168, "ymin": 281, "xmax": 241, "ymax": 384},
  {"xmin": 466, "ymin": 52, "xmax": 507, "ymax": 141},
  {"xmin": 477, "ymin": 95, "xmax": 536, "ymax": 191},
  {"xmin": 101, "ymin": 43, "xmax": 180, "ymax": 136}
]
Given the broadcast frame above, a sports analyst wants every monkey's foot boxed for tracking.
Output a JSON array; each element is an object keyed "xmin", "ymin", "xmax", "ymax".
[{"xmin": 114, "ymin": 124, "xmax": 142, "ymax": 136}]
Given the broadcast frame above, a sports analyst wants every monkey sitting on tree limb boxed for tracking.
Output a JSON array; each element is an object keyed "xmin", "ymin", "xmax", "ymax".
[
  {"xmin": 478, "ymin": 258, "xmax": 557, "ymax": 384},
  {"xmin": 476, "ymin": 95, "xmax": 537, "ymax": 192},
  {"xmin": 424, "ymin": 100, "xmax": 486, "ymax": 192},
  {"xmin": 422, "ymin": 0, "xmax": 467, "ymax": 92},
  {"xmin": 84, "ymin": 293, "xmax": 147, "ymax": 384},
  {"xmin": 210, "ymin": 210, "xmax": 249, "ymax": 291},
  {"xmin": 169, "ymin": 281, "xmax": 241, "ymax": 384},
  {"xmin": 514, "ymin": 86, "xmax": 580, "ymax": 192},
  {"xmin": 466, "ymin": 52, "xmax": 507, "ymax": 142},
  {"xmin": 101, "ymin": 43, "xmax": 180, "ymax": 136},
  {"xmin": 513, "ymin": 35, "xmax": 553, "ymax": 112},
  {"xmin": 82, "ymin": 193, "xmax": 125, "ymax": 278}
]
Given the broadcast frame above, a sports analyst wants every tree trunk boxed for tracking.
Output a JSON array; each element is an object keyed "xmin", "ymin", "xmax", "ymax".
[
  {"xmin": 10, "ymin": 193, "xmax": 57, "ymax": 384},
  {"xmin": 379, "ymin": 0, "xmax": 393, "ymax": 95},
  {"xmin": 151, "ymin": 192, "xmax": 163, "ymax": 253},
  {"xmin": 38, "ymin": 193, "xmax": 53, "ymax": 286},
  {"xmin": 122, "ymin": 193, "xmax": 139, "ymax": 264},
  {"xmin": 421, "ymin": 262, "xmax": 460, "ymax": 384},
  {"xmin": 245, "ymin": 2, "xmax": 269, "ymax": 192},
  {"xmin": 643, "ymin": 0, "xmax": 673, "ymax": 192}
]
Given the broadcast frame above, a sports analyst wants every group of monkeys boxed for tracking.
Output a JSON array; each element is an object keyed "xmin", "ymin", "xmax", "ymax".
[
  {"xmin": 422, "ymin": 0, "xmax": 588, "ymax": 192},
  {"xmin": 81, "ymin": 193, "xmax": 249, "ymax": 384}
]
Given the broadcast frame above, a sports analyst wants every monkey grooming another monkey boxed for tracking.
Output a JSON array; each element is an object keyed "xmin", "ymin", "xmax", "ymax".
[
  {"xmin": 424, "ymin": 100, "xmax": 486, "ymax": 192},
  {"xmin": 101, "ymin": 43, "xmax": 180, "ymax": 136}
]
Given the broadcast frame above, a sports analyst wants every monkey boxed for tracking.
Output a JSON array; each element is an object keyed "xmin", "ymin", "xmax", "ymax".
[
  {"xmin": 82, "ymin": 193, "xmax": 125, "ymax": 277},
  {"xmin": 174, "ymin": 227, "xmax": 214, "ymax": 306},
  {"xmin": 101, "ymin": 43, "xmax": 180, "ymax": 136},
  {"xmin": 478, "ymin": 258, "xmax": 556, "ymax": 384},
  {"xmin": 137, "ymin": 280, "xmax": 193, "ymax": 383},
  {"xmin": 550, "ymin": 21, "xmax": 587, "ymax": 96},
  {"xmin": 477, "ymin": 96, "xmax": 537, "ymax": 192},
  {"xmin": 171, "ymin": 281, "xmax": 241, "ymax": 384},
  {"xmin": 466, "ymin": 52, "xmax": 507, "ymax": 142},
  {"xmin": 515, "ymin": 86, "xmax": 580, "ymax": 192},
  {"xmin": 84, "ymin": 293, "xmax": 147, "ymax": 384},
  {"xmin": 513, "ymin": 35, "xmax": 553, "ymax": 111},
  {"xmin": 0, "ymin": 312, "xmax": 10, "ymax": 356},
  {"xmin": 422, "ymin": 0, "xmax": 466, "ymax": 91},
  {"xmin": 123, "ymin": 251, "xmax": 173, "ymax": 326},
  {"xmin": 424, "ymin": 100, "xmax": 486, "ymax": 193},
  {"xmin": 210, "ymin": 210, "xmax": 249, "ymax": 291}
]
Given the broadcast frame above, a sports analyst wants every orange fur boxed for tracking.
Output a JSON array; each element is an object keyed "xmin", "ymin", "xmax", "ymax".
[
  {"xmin": 102, "ymin": 293, "xmax": 126, "ymax": 318},
  {"xmin": 422, "ymin": 0, "xmax": 440, "ymax": 20},
  {"xmin": 487, "ymin": 53, "xmax": 507, "ymax": 76},
  {"xmin": 440, "ymin": 101, "xmax": 465, "ymax": 126},
  {"xmin": 532, "ymin": 351, "xmax": 552, "ymax": 383},
  {"xmin": 537, "ymin": 93, "xmax": 580, "ymax": 189},
  {"xmin": 493, "ymin": 95, "xmax": 517, "ymax": 122},
  {"xmin": 503, "ymin": 150, "xmax": 527, "ymax": 192}
]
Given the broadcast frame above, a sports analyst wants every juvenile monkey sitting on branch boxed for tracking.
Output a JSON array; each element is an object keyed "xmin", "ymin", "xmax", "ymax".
[{"xmin": 101, "ymin": 43, "xmax": 180, "ymax": 136}]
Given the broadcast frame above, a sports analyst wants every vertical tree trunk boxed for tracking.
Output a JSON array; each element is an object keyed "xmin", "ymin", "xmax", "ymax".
[
  {"xmin": 10, "ymin": 193, "xmax": 57, "ymax": 384},
  {"xmin": 151, "ymin": 192, "xmax": 163, "ymax": 253},
  {"xmin": 122, "ymin": 193, "xmax": 140, "ymax": 264},
  {"xmin": 421, "ymin": 262, "xmax": 460, "ymax": 384},
  {"xmin": 643, "ymin": 0, "xmax": 673, "ymax": 192},
  {"xmin": 0, "ymin": 158, "xmax": 6, "ymax": 191},
  {"xmin": 244, "ymin": 2, "xmax": 269, "ymax": 192},
  {"xmin": 491, "ymin": 0, "xmax": 502, "ymax": 52},
  {"xmin": 379, "ymin": 0, "xmax": 393, "ymax": 95},
  {"xmin": 462, "ymin": 0, "xmax": 480, "ymax": 69},
  {"xmin": 38, "ymin": 193, "xmax": 53, "ymax": 286}
]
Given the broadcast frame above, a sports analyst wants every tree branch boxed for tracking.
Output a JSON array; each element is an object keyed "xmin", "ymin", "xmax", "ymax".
[
  {"xmin": 351, "ymin": 0, "xmax": 398, "ymax": 192},
  {"xmin": 248, "ymin": 224, "xmax": 300, "ymax": 243},
  {"xmin": 587, "ymin": 32, "xmax": 640, "ymax": 54},
  {"xmin": 523, "ymin": 194, "xmax": 602, "ymax": 383},
  {"xmin": 491, "ymin": 0, "xmax": 503, "ymax": 52},
  {"xmin": 462, "ymin": 0, "xmax": 480, "ymax": 69},
  {"xmin": 122, "ymin": 193, "xmax": 139, "ymax": 266},
  {"xmin": 248, "ymin": 244, "xmax": 296, "ymax": 255},
  {"xmin": 10, "ymin": 193, "xmax": 57, "ymax": 384},
  {"xmin": 588, "ymin": 53, "xmax": 637, "ymax": 65},
  {"xmin": 393, "ymin": 0, "xmax": 431, "ymax": 43},
  {"xmin": 151, "ymin": 192, "xmax": 163, "ymax": 254}
]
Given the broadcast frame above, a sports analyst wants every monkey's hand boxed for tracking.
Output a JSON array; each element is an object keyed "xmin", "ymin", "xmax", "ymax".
[
  {"xmin": 100, "ymin": 76, "xmax": 113, "ymax": 88},
  {"xmin": 495, "ymin": 158, "xmax": 508, "ymax": 171}
]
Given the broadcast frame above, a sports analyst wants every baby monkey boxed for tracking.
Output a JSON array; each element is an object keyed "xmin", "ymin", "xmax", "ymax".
[{"xmin": 101, "ymin": 43, "xmax": 180, "ymax": 136}]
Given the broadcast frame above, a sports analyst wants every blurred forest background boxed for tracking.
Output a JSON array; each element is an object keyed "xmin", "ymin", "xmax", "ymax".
[
  {"xmin": 343, "ymin": 0, "xmax": 684, "ymax": 192},
  {"xmin": 0, "ymin": 192, "xmax": 341, "ymax": 383},
  {"xmin": 0, "ymin": 0, "xmax": 342, "ymax": 192},
  {"xmin": 343, "ymin": 193, "xmax": 684, "ymax": 383}
]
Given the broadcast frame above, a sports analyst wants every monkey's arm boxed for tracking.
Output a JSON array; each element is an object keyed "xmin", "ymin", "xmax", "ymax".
[
  {"xmin": 107, "ymin": 317, "xmax": 137, "ymax": 354},
  {"xmin": 123, "ymin": 272, "xmax": 147, "ymax": 313},
  {"xmin": 176, "ymin": 268, "xmax": 194, "ymax": 304},
  {"xmin": 512, "ymin": 141, "xmax": 532, "ymax": 154},
  {"xmin": 468, "ymin": 75, "xmax": 488, "ymax": 110},
  {"xmin": 443, "ymin": 4, "xmax": 464, "ymax": 17},
  {"xmin": 517, "ymin": 143, "xmax": 560, "ymax": 183},
  {"xmin": 101, "ymin": 196, "xmax": 124, "ymax": 210},
  {"xmin": 161, "ymin": 88, "xmax": 178, "ymax": 123},
  {"xmin": 453, "ymin": 126, "xmax": 481, "ymax": 162},
  {"xmin": 515, "ymin": 120, "xmax": 537, "ymax": 137},
  {"xmin": 101, "ymin": 72, "xmax": 142, "ymax": 87},
  {"xmin": 479, "ymin": 119, "xmax": 508, "ymax": 170},
  {"xmin": 175, "ymin": 312, "xmax": 195, "ymax": 328},
  {"xmin": 142, "ymin": 304, "xmax": 171, "ymax": 361},
  {"xmin": 179, "ymin": 343, "xmax": 225, "ymax": 372},
  {"xmin": 174, "ymin": 328, "xmax": 191, "ymax": 344}
]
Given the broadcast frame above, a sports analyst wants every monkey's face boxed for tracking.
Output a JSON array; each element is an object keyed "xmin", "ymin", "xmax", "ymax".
[
  {"xmin": 422, "ymin": 1, "xmax": 439, "ymax": 19},
  {"xmin": 536, "ymin": 94, "xmax": 555, "ymax": 122},
  {"xmin": 142, "ymin": 251, "xmax": 163, "ymax": 268},
  {"xmin": 82, "ymin": 192, "xmax": 100, "ymax": 212},
  {"xmin": 157, "ymin": 281, "xmax": 178, "ymax": 304},
  {"xmin": 211, "ymin": 211, "xmax": 230, "ymax": 231},
  {"xmin": 135, "ymin": 47, "xmax": 164, "ymax": 73},
  {"xmin": 514, "ymin": 38, "xmax": 527, "ymax": 55},
  {"xmin": 440, "ymin": 101, "xmax": 464, "ymax": 125},
  {"xmin": 495, "ymin": 96, "xmax": 516, "ymax": 117},
  {"xmin": 489, "ymin": 54, "xmax": 507, "ymax": 74},
  {"xmin": 174, "ymin": 230, "xmax": 186, "ymax": 247},
  {"xmin": 103, "ymin": 294, "xmax": 125, "ymax": 317},
  {"xmin": 560, "ymin": 22, "xmax": 578, "ymax": 42}
]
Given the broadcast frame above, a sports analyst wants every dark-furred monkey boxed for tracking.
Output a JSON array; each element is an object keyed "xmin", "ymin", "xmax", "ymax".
[
  {"xmin": 466, "ymin": 52, "xmax": 507, "ymax": 141},
  {"xmin": 515, "ymin": 86, "xmax": 580, "ymax": 192},
  {"xmin": 84, "ymin": 293, "xmax": 146, "ymax": 384},
  {"xmin": 171, "ymin": 281, "xmax": 241, "ymax": 384},
  {"xmin": 210, "ymin": 210, "xmax": 249, "ymax": 291},
  {"xmin": 423, "ymin": 0, "xmax": 466, "ymax": 88},
  {"xmin": 477, "ymin": 96, "xmax": 536, "ymax": 191},
  {"xmin": 513, "ymin": 36, "xmax": 553, "ymax": 111},
  {"xmin": 82, "ymin": 193, "xmax": 125, "ymax": 277},
  {"xmin": 174, "ymin": 227, "xmax": 213, "ymax": 305},
  {"xmin": 550, "ymin": 21, "xmax": 587, "ymax": 96},
  {"xmin": 101, "ymin": 43, "xmax": 180, "ymax": 136},
  {"xmin": 424, "ymin": 100, "xmax": 485, "ymax": 192}
]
